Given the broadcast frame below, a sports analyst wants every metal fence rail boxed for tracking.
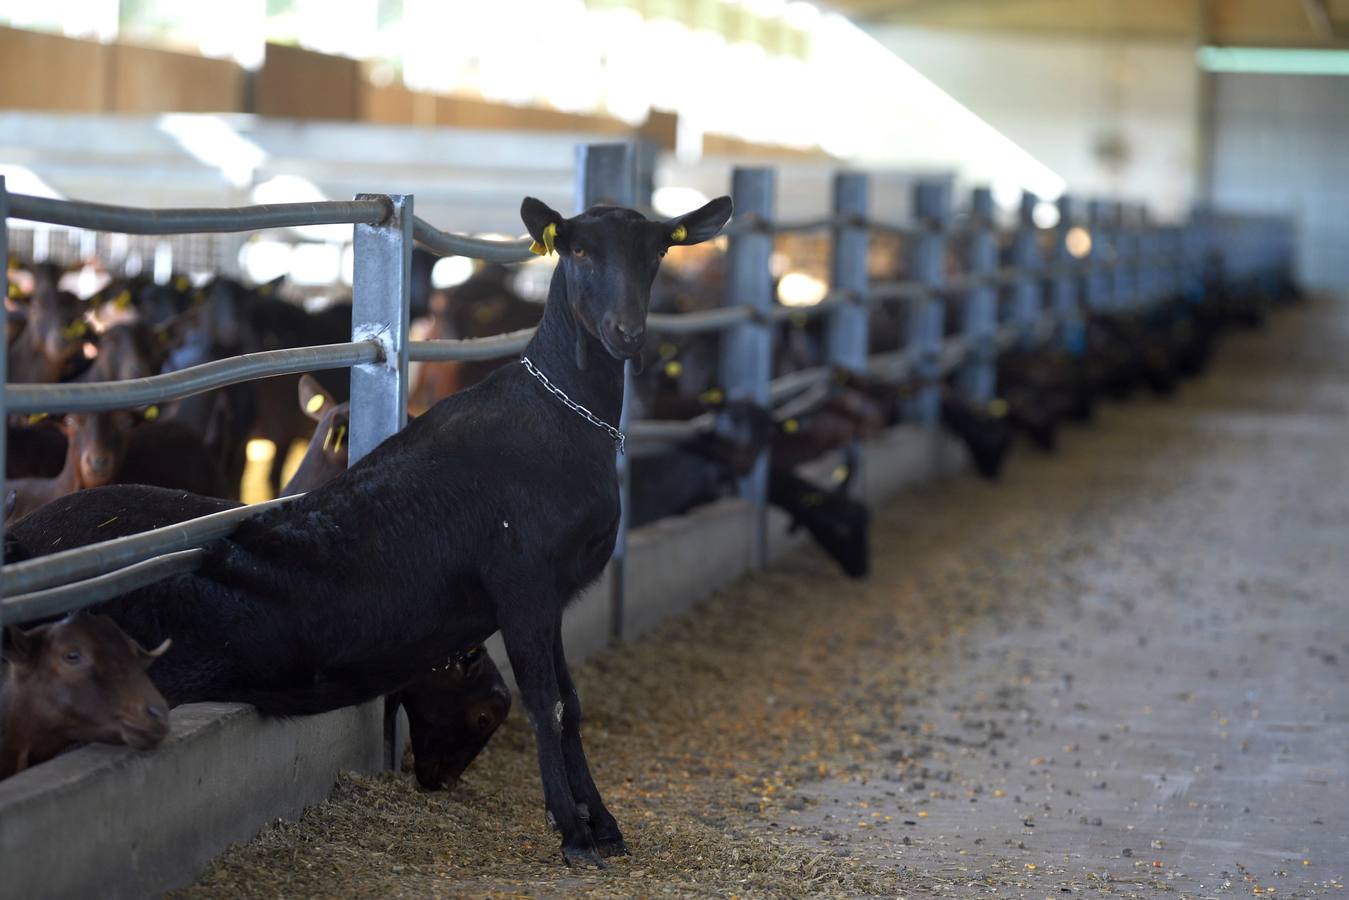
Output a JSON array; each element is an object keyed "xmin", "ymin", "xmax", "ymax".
[
  {"xmin": 8, "ymin": 194, "xmax": 391, "ymax": 235},
  {"xmin": 7, "ymin": 342, "xmax": 382, "ymax": 414},
  {"xmin": 0, "ymin": 157, "xmax": 1296, "ymax": 657}
]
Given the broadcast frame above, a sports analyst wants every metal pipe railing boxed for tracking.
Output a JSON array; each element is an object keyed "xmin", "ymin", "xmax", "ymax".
[
  {"xmin": 2, "ymin": 549, "xmax": 205, "ymax": 623},
  {"xmin": 1, "ymin": 496, "xmax": 297, "ymax": 598},
  {"xmin": 412, "ymin": 217, "xmax": 537, "ymax": 263},
  {"xmin": 648, "ymin": 306, "xmax": 755, "ymax": 335},
  {"xmin": 408, "ymin": 330, "xmax": 535, "ymax": 362},
  {"xmin": 7, "ymin": 193, "xmax": 391, "ymax": 234},
  {"xmin": 6, "ymin": 342, "xmax": 382, "ymax": 414},
  {"xmin": 0, "ymin": 161, "xmax": 1295, "ymax": 639}
]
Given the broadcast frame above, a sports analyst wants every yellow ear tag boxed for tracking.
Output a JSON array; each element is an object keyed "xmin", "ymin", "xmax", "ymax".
[
  {"xmin": 699, "ymin": 387, "xmax": 724, "ymax": 405},
  {"xmin": 26, "ymin": 413, "xmax": 48, "ymax": 425},
  {"xmin": 530, "ymin": 222, "xmax": 558, "ymax": 256},
  {"xmin": 833, "ymin": 465, "xmax": 849, "ymax": 483},
  {"xmin": 333, "ymin": 424, "xmax": 347, "ymax": 452},
  {"xmin": 663, "ymin": 360, "xmax": 683, "ymax": 378},
  {"xmin": 114, "ymin": 289, "xmax": 132, "ymax": 309},
  {"xmin": 670, "ymin": 224, "xmax": 688, "ymax": 244},
  {"xmin": 144, "ymin": 405, "xmax": 160, "ymax": 421},
  {"xmin": 306, "ymin": 394, "xmax": 325, "ymax": 414},
  {"xmin": 7, "ymin": 283, "xmax": 20, "ymax": 299},
  {"xmin": 174, "ymin": 276, "xmax": 189, "ymax": 291},
  {"xmin": 783, "ymin": 418, "xmax": 800, "ymax": 434},
  {"xmin": 987, "ymin": 398, "xmax": 1010, "ymax": 418},
  {"xmin": 62, "ymin": 319, "xmax": 87, "ymax": 340}
]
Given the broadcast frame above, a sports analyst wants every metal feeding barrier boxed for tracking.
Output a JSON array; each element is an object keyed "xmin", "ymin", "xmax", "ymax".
[{"xmin": 0, "ymin": 143, "xmax": 1296, "ymax": 656}]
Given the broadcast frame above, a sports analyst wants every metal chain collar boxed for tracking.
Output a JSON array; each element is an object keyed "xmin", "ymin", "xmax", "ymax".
[{"xmin": 520, "ymin": 356, "xmax": 626, "ymax": 453}]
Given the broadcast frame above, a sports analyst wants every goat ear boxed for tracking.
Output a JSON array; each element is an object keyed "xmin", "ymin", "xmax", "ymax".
[
  {"xmin": 665, "ymin": 196, "xmax": 733, "ymax": 247},
  {"xmin": 520, "ymin": 197, "xmax": 564, "ymax": 249},
  {"xmin": 298, "ymin": 374, "xmax": 336, "ymax": 422},
  {"xmin": 154, "ymin": 303, "xmax": 206, "ymax": 351},
  {"xmin": 2, "ymin": 624, "xmax": 42, "ymax": 668},
  {"xmin": 257, "ymin": 274, "xmax": 284, "ymax": 298},
  {"xmin": 831, "ymin": 463, "xmax": 856, "ymax": 496}
]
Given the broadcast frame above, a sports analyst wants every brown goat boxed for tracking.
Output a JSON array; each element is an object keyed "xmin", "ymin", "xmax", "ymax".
[
  {"xmin": 4, "ymin": 418, "xmax": 86, "ymax": 522},
  {"xmin": 1, "ymin": 613, "xmax": 171, "ymax": 779}
]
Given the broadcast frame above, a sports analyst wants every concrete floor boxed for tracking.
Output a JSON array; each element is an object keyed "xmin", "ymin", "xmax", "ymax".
[
  {"xmin": 184, "ymin": 296, "xmax": 1347, "ymax": 898},
  {"xmin": 762, "ymin": 297, "xmax": 1349, "ymax": 896}
]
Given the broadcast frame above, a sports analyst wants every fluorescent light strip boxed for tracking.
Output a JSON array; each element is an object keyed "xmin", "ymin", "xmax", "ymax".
[{"xmin": 1197, "ymin": 46, "xmax": 1349, "ymax": 76}]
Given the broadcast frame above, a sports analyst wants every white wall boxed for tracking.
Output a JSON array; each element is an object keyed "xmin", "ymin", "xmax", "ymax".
[
  {"xmin": 1210, "ymin": 72, "xmax": 1349, "ymax": 289},
  {"xmin": 866, "ymin": 26, "xmax": 1201, "ymax": 219}
]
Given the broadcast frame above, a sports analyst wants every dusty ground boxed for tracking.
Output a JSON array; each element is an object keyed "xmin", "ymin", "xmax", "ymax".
[{"xmin": 185, "ymin": 296, "xmax": 1347, "ymax": 899}]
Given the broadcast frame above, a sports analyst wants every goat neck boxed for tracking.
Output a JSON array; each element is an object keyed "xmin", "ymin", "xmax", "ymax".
[
  {"xmin": 523, "ymin": 265, "xmax": 626, "ymax": 428},
  {"xmin": 0, "ymin": 678, "xmax": 65, "ymax": 778}
]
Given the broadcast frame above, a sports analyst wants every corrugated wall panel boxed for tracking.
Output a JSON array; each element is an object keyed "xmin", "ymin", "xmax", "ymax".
[{"xmin": 1210, "ymin": 72, "xmax": 1349, "ymax": 288}]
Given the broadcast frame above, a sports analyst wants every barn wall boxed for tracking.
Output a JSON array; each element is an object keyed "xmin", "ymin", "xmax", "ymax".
[
  {"xmin": 253, "ymin": 42, "xmax": 362, "ymax": 121},
  {"xmin": 0, "ymin": 26, "xmax": 108, "ymax": 112},
  {"xmin": 107, "ymin": 43, "xmax": 245, "ymax": 114},
  {"xmin": 1209, "ymin": 71, "xmax": 1349, "ymax": 289},
  {"xmin": 0, "ymin": 28, "xmax": 244, "ymax": 115}
]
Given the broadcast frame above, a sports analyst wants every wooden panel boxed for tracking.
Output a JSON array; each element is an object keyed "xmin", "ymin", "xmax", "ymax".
[
  {"xmin": 108, "ymin": 43, "xmax": 244, "ymax": 114},
  {"xmin": 254, "ymin": 42, "xmax": 360, "ymax": 121},
  {"xmin": 702, "ymin": 133, "xmax": 831, "ymax": 160},
  {"xmin": 358, "ymin": 83, "xmax": 437, "ymax": 126},
  {"xmin": 0, "ymin": 26, "xmax": 107, "ymax": 112},
  {"xmin": 638, "ymin": 109, "xmax": 678, "ymax": 152},
  {"xmin": 433, "ymin": 94, "xmax": 633, "ymax": 135}
]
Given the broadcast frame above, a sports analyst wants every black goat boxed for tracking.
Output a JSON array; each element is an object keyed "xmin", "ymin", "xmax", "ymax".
[
  {"xmin": 386, "ymin": 645, "xmax": 511, "ymax": 792},
  {"xmin": 769, "ymin": 466, "xmax": 869, "ymax": 578},
  {"xmin": 940, "ymin": 393, "xmax": 1016, "ymax": 481},
  {"xmin": 11, "ymin": 195, "xmax": 733, "ymax": 867}
]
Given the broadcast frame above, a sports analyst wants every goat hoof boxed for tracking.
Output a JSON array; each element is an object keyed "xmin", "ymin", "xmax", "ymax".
[
  {"xmin": 596, "ymin": 835, "xmax": 629, "ymax": 858},
  {"xmin": 562, "ymin": 842, "xmax": 606, "ymax": 869}
]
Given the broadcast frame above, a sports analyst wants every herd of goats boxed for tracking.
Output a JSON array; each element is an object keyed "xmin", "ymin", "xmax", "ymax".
[{"xmin": 0, "ymin": 196, "xmax": 1293, "ymax": 866}]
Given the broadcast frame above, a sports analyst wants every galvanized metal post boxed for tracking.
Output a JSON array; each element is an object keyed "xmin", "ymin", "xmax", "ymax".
[
  {"xmin": 826, "ymin": 173, "xmax": 869, "ymax": 372},
  {"xmin": 351, "ymin": 193, "xmax": 411, "ymax": 772},
  {"xmin": 1084, "ymin": 200, "xmax": 1109, "ymax": 313},
  {"xmin": 962, "ymin": 187, "xmax": 997, "ymax": 404},
  {"xmin": 826, "ymin": 172, "xmax": 870, "ymax": 496},
  {"xmin": 908, "ymin": 181, "xmax": 948, "ymax": 431},
  {"xmin": 1054, "ymin": 195, "xmax": 1086, "ymax": 356},
  {"xmin": 576, "ymin": 143, "xmax": 637, "ymax": 643},
  {"xmin": 1118, "ymin": 204, "xmax": 1139, "ymax": 309},
  {"xmin": 720, "ymin": 167, "xmax": 775, "ymax": 569},
  {"xmin": 349, "ymin": 193, "xmax": 412, "ymax": 465},
  {"xmin": 1011, "ymin": 191, "xmax": 1043, "ymax": 343}
]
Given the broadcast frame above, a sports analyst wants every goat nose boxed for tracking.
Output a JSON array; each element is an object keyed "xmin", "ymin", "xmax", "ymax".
[{"xmin": 612, "ymin": 322, "xmax": 645, "ymax": 347}]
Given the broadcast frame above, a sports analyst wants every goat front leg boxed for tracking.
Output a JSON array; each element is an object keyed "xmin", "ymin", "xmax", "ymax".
[
  {"xmin": 553, "ymin": 630, "xmax": 626, "ymax": 857},
  {"xmin": 498, "ymin": 607, "xmax": 603, "ymax": 868}
]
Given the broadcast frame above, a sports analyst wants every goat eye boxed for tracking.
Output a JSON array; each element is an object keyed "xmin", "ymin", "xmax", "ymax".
[
  {"xmin": 63, "ymin": 649, "xmax": 82, "ymax": 664},
  {"xmin": 571, "ymin": 247, "xmax": 587, "ymax": 259},
  {"xmin": 657, "ymin": 249, "xmax": 666, "ymax": 259}
]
